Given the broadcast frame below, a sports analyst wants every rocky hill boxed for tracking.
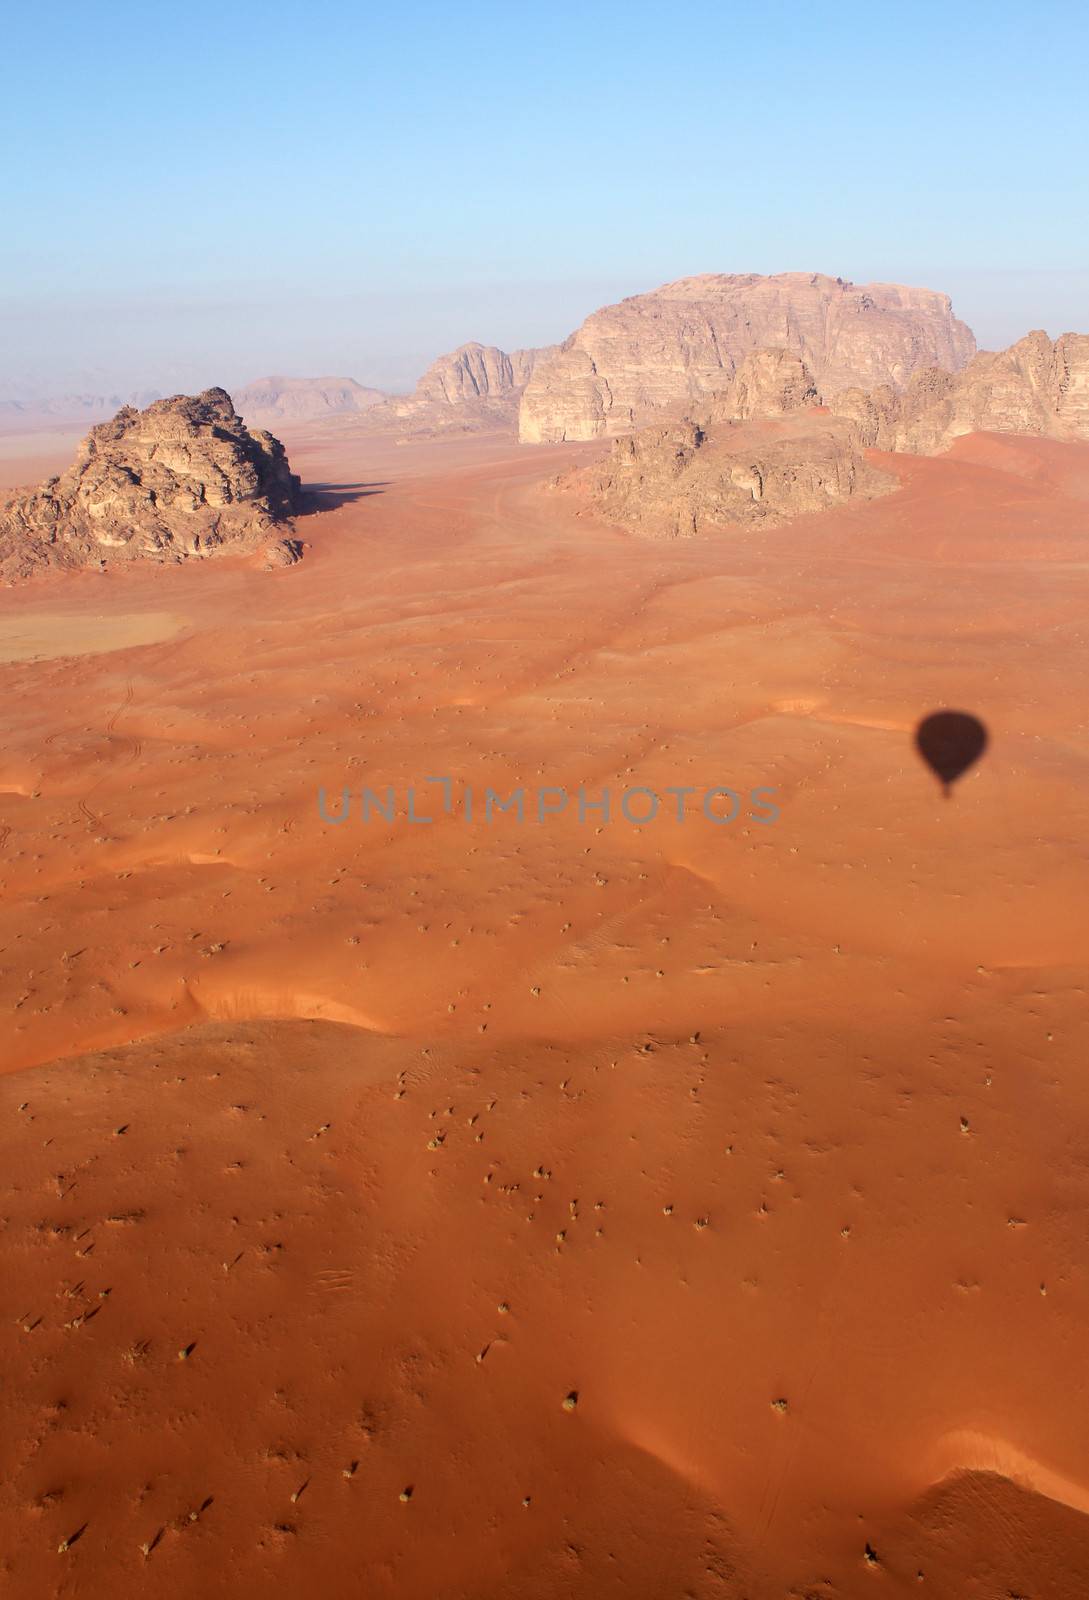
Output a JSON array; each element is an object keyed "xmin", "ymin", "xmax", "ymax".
[
  {"xmin": 519, "ymin": 272, "xmax": 976, "ymax": 442},
  {"xmin": 705, "ymin": 348, "xmax": 821, "ymax": 422},
  {"xmin": 0, "ymin": 388, "xmax": 302, "ymax": 581},
  {"xmin": 233, "ymin": 375, "xmax": 387, "ymax": 424},
  {"xmin": 834, "ymin": 331, "xmax": 1089, "ymax": 453},
  {"xmin": 559, "ymin": 325, "xmax": 1089, "ymax": 540},
  {"xmin": 563, "ymin": 411, "xmax": 893, "ymax": 539}
]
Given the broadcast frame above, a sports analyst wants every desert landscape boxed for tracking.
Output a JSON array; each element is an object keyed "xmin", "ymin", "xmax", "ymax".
[
  {"xmin": 3, "ymin": 0, "xmax": 1089, "ymax": 1588},
  {"xmin": 1, "ymin": 259, "xmax": 1089, "ymax": 1599}
]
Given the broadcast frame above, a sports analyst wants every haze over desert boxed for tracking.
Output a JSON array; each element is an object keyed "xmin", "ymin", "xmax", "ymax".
[{"xmin": 3, "ymin": 2, "xmax": 1089, "ymax": 1596}]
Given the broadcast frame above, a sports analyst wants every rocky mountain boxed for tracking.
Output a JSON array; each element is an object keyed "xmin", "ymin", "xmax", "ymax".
[
  {"xmin": 559, "ymin": 323, "xmax": 1089, "ymax": 540},
  {"xmin": 705, "ymin": 348, "xmax": 821, "ymax": 422},
  {"xmin": 230, "ymin": 344, "xmax": 557, "ymax": 440},
  {"xmin": 0, "ymin": 388, "xmax": 302, "ymax": 581},
  {"xmin": 233, "ymin": 375, "xmax": 387, "ymax": 424},
  {"xmin": 412, "ymin": 342, "xmax": 550, "ymax": 405},
  {"xmin": 834, "ymin": 331, "xmax": 1089, "ymax": 453},
  {"xmin": 360, "ymin": 341, "xmax": 557, "ymax": 435},
  {"xmin": 519, "ymin": 272, "xmax": 976, "ymax": 443},
  {"xmin": 563, "ymin": 411, "xmax": 892, "ymax": 539}
]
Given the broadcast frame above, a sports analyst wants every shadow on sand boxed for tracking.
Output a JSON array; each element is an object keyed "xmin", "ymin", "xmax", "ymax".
[{"xmin": 301, "ymin": 481, "xmax": 389, "ymax": 513}]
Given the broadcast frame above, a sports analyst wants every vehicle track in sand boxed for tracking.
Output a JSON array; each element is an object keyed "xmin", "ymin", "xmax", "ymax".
[{"xmin": 75, "ymin": 678, "xmax": 138, "ymax": 830}]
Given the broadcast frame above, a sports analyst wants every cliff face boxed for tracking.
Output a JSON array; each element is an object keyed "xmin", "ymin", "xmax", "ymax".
[
  {"xmin": 705, "ymin": 348, "xmax": 821, "ymax": 422},
  {"xmin": 233, "ymin": 376, "xmax": 387, "ymax": 423},
  {"xmin": 563, "ymin": 413, "xmax": 893, "ymax": 539},
  {"xmin": 557, "ymin": 324, "xmax": 1089, "ymax": 541},
  {"xmin": 353, "ymin": 342, "xmax": 557, "ymax": 436},
  {"xmin": 835, "ymin": 332, "xmax": 1089, "ymax": 453},
  {"xmin": 0, "ymin": 388, "xmax": 302, "ymax": 580},
  {"xmin": 233, "ymin": 348, "xmax": 555, "ymax": 436},
  {"xmin": 413, "ymin": 342, "xmax": 552, "ymax": 405},
  {"xmin": 519, "ymin": 272, "xmax": 976, "ymax": 442}
]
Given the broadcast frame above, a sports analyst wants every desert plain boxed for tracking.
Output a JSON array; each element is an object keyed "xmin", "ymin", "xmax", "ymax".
[{"xmin": 1, "ymin": 404, "xmax": 1089, "ymax": 1598}]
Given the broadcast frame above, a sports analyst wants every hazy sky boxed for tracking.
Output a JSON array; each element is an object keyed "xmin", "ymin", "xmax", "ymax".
[{"xmin": 2, "ymin": 0, "xmax": 1086, "ymax": 398}]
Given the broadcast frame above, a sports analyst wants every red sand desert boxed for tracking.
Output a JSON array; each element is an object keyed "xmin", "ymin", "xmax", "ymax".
[{"xmin": 2, "ymin": 421, "xmax": 1089, "ymax": 1597}]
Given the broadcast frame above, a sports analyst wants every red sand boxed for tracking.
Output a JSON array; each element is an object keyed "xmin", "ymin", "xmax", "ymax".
[{"xmin": 1, "ymin": 424, "xmax": 1088, "ymax": 1597}]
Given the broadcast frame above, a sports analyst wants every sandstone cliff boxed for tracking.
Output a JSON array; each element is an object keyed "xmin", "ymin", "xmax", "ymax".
[
  {"xmin": 563, "ymin": 412, "xmax": 893, "ymax": 539},
  {"xmin": 412, "ymin": 342, "xmax": 550, "ymax": 405},
  {"xmin": 0, "ymin": 388, "xmax": 302, "ymax": 581},
  {"xmin": 834, "ymin": 331, "xmax": 1089, "ymax": 453},
  {"xmin": 559, "ymin": 325, "xmax": 1089, "ymax": 541},
  {"xmin": 233, "ymin": 375, "xmax": 387, "ymax": 423},
  {"xmin": 705, "ymin": 348, "xmax": 821, "ymax": 422},
  {"xmin": 519, "ymin": 273, "xmax": 976, "ymax": 443},
  {"xmin": 369, "ymin": 341, "xmax": 557, "ymax": 434}
]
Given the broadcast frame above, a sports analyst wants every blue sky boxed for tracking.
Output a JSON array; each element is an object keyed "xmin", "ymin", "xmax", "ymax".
[{"xmin": 2, "ymin": 0, "xmax": 1087, "ymax": 395}]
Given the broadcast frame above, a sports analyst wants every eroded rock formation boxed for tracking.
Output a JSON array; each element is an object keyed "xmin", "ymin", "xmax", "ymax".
[
  {"xmin": 706, "ymin": 348, "xmax": 821, "ymax": 422},
  {"xmin": 558, "ymin": 322, "xmax": 1089, "ymax": 540},
  {"xmin": 413, "ymin": 342, "xmax": 549, "ymax": 405},
  {"xmin": 365, "ymin": 341, "xmax": 557, "ymax": 435},
  {"xmin": 834, "ymin": 331, "xmax": 1089, "ymax": 453},
  {"xmin": 0, "ymin": 388, "xmax": 302, "ymax": 580},
  {"xmin": 233, "ymin": 344, "xmax": 559, "ymax": 440},
  {"xmin": 519, "ymin": 273, "xmax": 976, "ymax": 442},
  {"xmin": 563, "ymin": 413, "xmax": 893, "ymax": 538}
]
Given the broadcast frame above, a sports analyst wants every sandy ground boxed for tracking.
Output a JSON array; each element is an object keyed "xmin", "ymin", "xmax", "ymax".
[
  {"xmin": 0, "ymin": 612, "xmax": 184, "ymax": 664},
  {"xmin": 0, "ymin": 424, "xmax": 85, "ymax": 493},
  {"xmin": 1, "ymin": 420, "xmax": 1089, "ymax": 1597}
]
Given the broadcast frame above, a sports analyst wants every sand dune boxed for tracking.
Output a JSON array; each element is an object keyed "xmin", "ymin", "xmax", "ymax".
[{"xmin": 928, "ymin": 1431, "xmax": 1089, "ymax": 1517}]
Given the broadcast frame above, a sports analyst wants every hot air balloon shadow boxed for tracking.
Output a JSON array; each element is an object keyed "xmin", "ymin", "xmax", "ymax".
[{"xmin": 914, "ymin": 710, "xmax": 988, "ymax": 798}]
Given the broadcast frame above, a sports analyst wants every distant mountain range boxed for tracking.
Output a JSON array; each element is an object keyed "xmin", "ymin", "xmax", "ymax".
[
  {"xmin": 232, "ymin": 344, "xmax": 558, "ymax": 435},
  {"xmin": 0, "ymin": 390, "xmax": 163, "ymax": 425},
  {"xmin": 9, "ymin": 271, "xmax": 1086, "ymax": 454},
  {"xmin": 231, "ymin": 375, "xmax": 388, "ymax": 423}
]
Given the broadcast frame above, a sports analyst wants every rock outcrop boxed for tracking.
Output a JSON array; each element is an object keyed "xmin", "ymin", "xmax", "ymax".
[
  {"xmin": 519, "ymin": 273, "xmax": 976, "ymax": 442},
  {"xmin": 558, "ymin": 325, "xmax": 1089, "ymax": 540},
  {"xmin": 412, "ymin": 342, "xmax": 549, "ymax": 406},
  {"xmin": 563, "ymin": 412, "xmax": 893, "ymax": 539},
  {"xmin": 357, "ymin": 341, "xmax": 557, "ymax": 436},
  {"xmin": 233, "ymin": 344, "xmax": 556, "ymax": 441},
  {"xmin": 834, "ymin": 331, "xmax": 1089, "ymax": 453},
  {"xmin": 705, "ymin": 348, "xmax": 821, "ymax": 422},
  {"xmin": 233, "ymin": 375, "xmax": 387, "ymax": 424},
  {"xmin": 0, "ymin": 388, "xmax": 302, "ymax": 580}
]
